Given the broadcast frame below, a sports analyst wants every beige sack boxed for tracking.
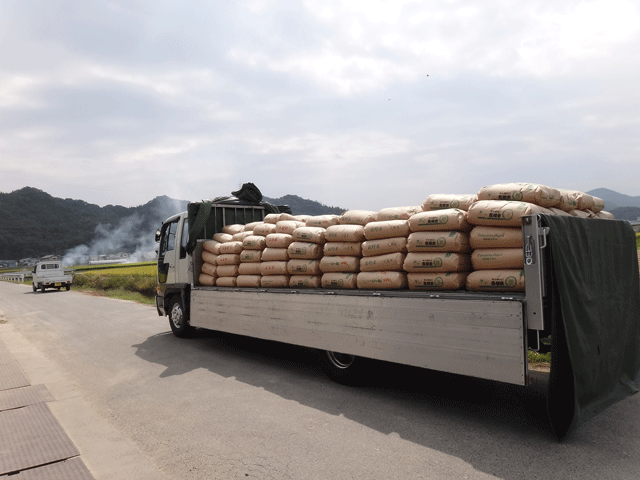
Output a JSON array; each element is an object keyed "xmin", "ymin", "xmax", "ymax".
[
  {"xmin": 467, "ymin": 201, "xmax": 546, "ymax": 227},
  {"xmin": 403, "ymin": 252, "xmax": 471, "ymax": 273},
  {"xmin": 222, "ymin": 224, "xmax": 244, "ymax": 235},
  {"xmin": 276, "ymin": 220, "xmax": 306, "ymax": 235},
  {"xmin": 320, "ymin": 256, "xmax": 360, "ymax": 273},
  {"xmin": 409, "ymin": 209, "xmax": 470, "ymax": 232},
  {"xmin": 558, "ymin": 189, "xmax": 595, "ymax": 211},
  {"xmin": 260, "ymin": 261, "xmax": 289, "ymax": 276},
  {"xmin": 240, "ymin": 249, "xmax": 262, "ymax": 263},
  {"xmin": 375, "ymin": 206, "xmax": 422, "ymax": 221},
  {"xmin": 477, "ymin": 183, "xmax": 561, "ymax": 208},
  {"xmin": 219, "ymin": 241, "xmax": 244, "ymax": 254},
  {"xmin": 232, "ymin": 231, "xmax": 255, "ymax": 242},
  {"xmin": 253, "ymin": 223, "xmax": 278, "ymax": 237},
  {"xmin": 277, "ymin": 213, "xmax": 298, "ymax": 222},
  {"xmin": 569, "ymin": 209, "xmax": 594, "ymax": 218},
  {"xmin": 263, "ymin": 213, "xmax": 280, "ymax": 224},
  {"xmin": 288, "ymin": 242, "xmax": 324, "ymax": 260},
  {"xmin": 289, "ymin": 275, "xmax": 321, "ymax": 288},
  {"xmin": 216, "ymin": 276, "xmax": 237, "ymax": 287},
  {"xmin": 321, "ymin": 272, "xmax": 358, "ymax": 289},
  {"xmin": 469, "ymin": 226, "xmax": 522, "ymax": 249},
  {"xmin": 288, "ymin": 260, "xmax": 322, "ymax": 275},
  {"xmin": 198, "ymin": 273, "xmax": 216, "ymax": 286},
  {"xmin": 357, "ymin": 271, "xmax": 408, "ymax": 290},
  {"xmin": 407, "ymin": 272, "xmax": 469, "ymax": 291},
  {"xmin": 466, "ymin": 269, "xmax": 525, "ymax": 292},
  {"xmin": 362, "ymin": 237, "xmax": 408, "ymax": 257},
  {"xmin": 216, "ymin": 265, "xmax": 239, "ymax": 277},
  {"xmin": 421, "ymin": 194, "xmax": 477, "ymax": 212},
  {"xmin": 261, "ymin": 247, "xmax": 289, "ymax": 262},
  {"xmin": 202, "ymin": 250, "xmax": 218, "ymax": 265},
  {"xmin": 238, "ymin": 262, "xmax": 262, "ymax": 275},
  {"xmin": 549, "ymin": 208, "xmax": 572, "ymax": 216},
  {"xmin": 203, "ymin": 240, "xmax": 221, "ymax": 254},
  {"xmin": 292, "ymin": 227, "xmax": 327, "ymax": 244},
  {"xmin": 243, "ymin": 235, "xmax": 267, "ymax": 250},
  {"xmin": 265, "ymin": 233, "xmax": 294, "ymax": 248},
  {"xmin": 325, "ymin": 225, "xmax": 366, "ymax": 243},
  {"xmin": 360, "ymin": 252, "xmax": 405, "ymax": 272},
  {"xmin": 201, "ymin": 262, "xmax": 217, "ymax": 276},
  {"xmin": 596, "ymin": 211, "xmax": 615, "ymax": 219},
  {"xmin": 339, "ymin": 210, "xmax": 377, "ymax": 226},
  {"xmin": 323, "ymin": 242, "xmax": 362, "ymax": 257},
  {"xmin": 236, "ymin": 275, "xmax": 262, "ymax": 288},
  {"xmin": 213, "ymin": 232, "xmax": 233, "ymax": 243},
  {"xmin": 592, "ymin": 196, "xmax": 605, "ymax": 213},
  {"xmin": 261, "ymin": 275, "xmax": 290, "ymax": 288},
  {"xmin": 407, "ymin": 231, "xmax": 470, "ymax": 253},
  {"xmin": 243, "ymin": 221, "xmax": 262, "ymax": 232},
  {"xmin": 364, "ymin": 220, "xmax": 410, "ymax": 240},
  {"xmin": 216, "ymin": 254, "xmax": 241, "ymax": 266},
  {"xmin": 305, "ymin": 215, "xmax": 340, "ymax": 228},
  {"xmin": 471, "ymin": 248, "xmax": 524, "ymax": 270}
]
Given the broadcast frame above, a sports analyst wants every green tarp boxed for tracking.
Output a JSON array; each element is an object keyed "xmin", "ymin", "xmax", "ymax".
[{"xmin": 544, "ymin": 215, "xmax": 640, "ymax": 439}]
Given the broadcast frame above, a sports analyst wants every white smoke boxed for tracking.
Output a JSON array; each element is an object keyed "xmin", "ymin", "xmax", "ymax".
[{"xmin": 61, "ymin": 197, "xmax": 188, "ymax": 267}]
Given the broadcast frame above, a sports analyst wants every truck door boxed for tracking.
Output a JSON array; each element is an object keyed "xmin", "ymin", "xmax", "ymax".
[
  {"xmin": 157, "ymin": 214, "xmax": 190, "ymax": 287},
  {"xmin": 158, "ymin": 218, "xmax": 179, "ymax": 285}
]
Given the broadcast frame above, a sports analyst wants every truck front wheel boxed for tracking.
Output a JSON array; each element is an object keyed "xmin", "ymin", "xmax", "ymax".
[
  {"xmin": 320, "ymin": 350, "xmax": 367, "ymax": 386},
  {"xmin": 168, "ymin": 296, "xmax": 193, "ymax": 338}
]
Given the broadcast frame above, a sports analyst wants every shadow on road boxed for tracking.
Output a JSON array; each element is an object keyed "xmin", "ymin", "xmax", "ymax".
[{"xmin": 132, "ymin": 328, "xmax": 637, "ymax": 479}]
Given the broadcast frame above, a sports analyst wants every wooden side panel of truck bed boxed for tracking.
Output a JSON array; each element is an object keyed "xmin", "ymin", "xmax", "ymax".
[{"xmin": 190, "ymin": 289, "xmax": 527, "ymax": 385}]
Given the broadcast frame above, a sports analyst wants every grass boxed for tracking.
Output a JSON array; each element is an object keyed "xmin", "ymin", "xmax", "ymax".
[
  {"xmin": 70, "ymin": 261, "xmax": 157, "ymax": 305},
  {"xmin": 636, "ymin": 232, "xmax": 640, "ymax": 250},
  {"xmin": 528, "ymin": 350, "xmax": 551, "ymax": 364}
]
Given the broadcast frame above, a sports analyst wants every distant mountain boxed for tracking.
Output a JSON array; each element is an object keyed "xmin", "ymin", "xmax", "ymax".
[
  {"xmin": 0, "ymin": 188, "xmax": 345, "ymax": 262},
  {"xmin": 264, "ymin": 194, "xmax": 345, "ymax": 216},
  {"xmin": 0, "ymin": 187, "xmax": 189, "ymax": 261},
  {"xmin": 587, "ymin": 188, "xmax": 640, "ymax": 211},
  {"xmin": 609, "ymin": 207, "xmax": 640, "ymax": 222}
]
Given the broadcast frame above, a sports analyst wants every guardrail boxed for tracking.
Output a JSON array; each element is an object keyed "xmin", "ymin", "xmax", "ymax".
[{"xmin": 0, "ymin": 272, "xmax": 31, "ymax": 283}]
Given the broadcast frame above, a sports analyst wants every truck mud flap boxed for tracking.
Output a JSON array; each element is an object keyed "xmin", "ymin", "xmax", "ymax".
[{"xmin": 543, "ymin": 215, "xmax": 640, "ymax": 439}]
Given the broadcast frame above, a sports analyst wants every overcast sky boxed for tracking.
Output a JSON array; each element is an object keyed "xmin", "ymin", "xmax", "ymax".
[{"xmin": 2, "ymin": 0, "xmax": 639, "ymax": 211}]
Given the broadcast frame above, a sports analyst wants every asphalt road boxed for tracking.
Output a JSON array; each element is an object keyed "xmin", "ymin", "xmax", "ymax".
[{"xmin": 1, "ymin": 281, "xmax": 639, "ymax": 479}]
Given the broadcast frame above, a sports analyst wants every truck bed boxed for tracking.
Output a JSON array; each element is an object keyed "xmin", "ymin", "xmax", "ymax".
[{"xmin": 190, "ymin": 286, "xmax": 528, "ymax": 386}]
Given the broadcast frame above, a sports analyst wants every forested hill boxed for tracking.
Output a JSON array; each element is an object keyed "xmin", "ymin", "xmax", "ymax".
[{"xmin": 0, "ymin": 187, "xmax": 345, "ymax": 260}]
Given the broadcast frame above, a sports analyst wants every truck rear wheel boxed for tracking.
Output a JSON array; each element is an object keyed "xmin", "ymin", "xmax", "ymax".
[
  {"xmin": 40, "ymin": 285, "xmax": 46, "ymax": 293},
  {"xmin": 168, "ymin": 296, "xmax": 193, "ymax": 337},
  {"xmin": 32, "ymin": 284, "xmax": 37, "ymax": 292},
  {"xmin": 320, "ymin": 350, "xmax": 367, "ymax": 386}
]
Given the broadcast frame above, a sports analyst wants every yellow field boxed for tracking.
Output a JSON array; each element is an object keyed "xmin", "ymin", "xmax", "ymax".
[{"xmin": 75, "ymin": 262, "xmax": 156, "ymax": 276}]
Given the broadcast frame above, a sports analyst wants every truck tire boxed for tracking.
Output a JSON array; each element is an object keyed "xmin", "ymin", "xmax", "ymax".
[
  {"xmin": 168, "ymin": 296, "xmax": 193, "ymax": 338},
  {"xmin": 40, "ymin": 285, "xmax": 46, "ymax": 293},
  {"xmin": 32, "ymin": 284, "xmax": 37, "ymax": 292},
  {"xmin": 319, "ymin": 350, "xmax": 368, "ymax": 386},
  {"xmin": 66, "ymin": 285, "xmax": 71, "ymax": 291}
]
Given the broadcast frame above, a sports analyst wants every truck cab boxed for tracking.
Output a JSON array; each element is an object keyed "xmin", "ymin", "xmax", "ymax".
[{"xmin": 155, "ymin": 212, "xmax": 190, "ymax": 316}]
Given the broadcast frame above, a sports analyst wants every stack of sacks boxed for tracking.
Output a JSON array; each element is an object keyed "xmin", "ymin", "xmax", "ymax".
[
  {"xmin": 215, "ymin": 224, "xmax": 244, "ymax": 286},
  {"xmin": 260, "ymin": 219, "xmax": 300, "ymax": 287},
  {"xmin": 465, "ymin": 183, "xmax": 554, "ymax": 292},
  {"xmin": 237, "ymin": 231, "xmax": 266, "ymax": 287},
  {"xmin": 404, "ymin": 208, "xmax": 472, "ymax": 289},
  {"xmin": 320, "ymin": 210, "xmax": 373, "ymax": 289},
  {"xmin": 199, "ymin": 240, "xmax": 220, "ymax": 285},
  {"xmin": 557, "ymin": 189, "xmax": 613, "ymax": 219},
  {"xmin": 288, "ymin": 226, "xmax": 326, "ymax": 288},
  {"xmin": 357, "ymin": 209, "xmax": 413, "ymax": 289}
]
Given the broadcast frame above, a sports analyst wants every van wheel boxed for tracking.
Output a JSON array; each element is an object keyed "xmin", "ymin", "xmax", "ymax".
[
  {"xmin": 168, "ymin": 296, "xmax": 193, "ymax": 337},
  {"xmin": 319, "ymin": 350, "xmax": 367, "ymax": 386},
  {"xmin": 32, "ymin": 284, "xmax": 37, "ymax": 292},
  {"xmin": 40, "ymin": 285, "xmax": 46, "ymax": 293},
  {"xmin": 66, "ymin": 285, "xmax": 71, "ymax": 291}
]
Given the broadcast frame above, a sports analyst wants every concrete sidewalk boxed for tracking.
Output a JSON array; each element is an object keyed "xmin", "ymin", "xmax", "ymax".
[{"xmin": 0, "ymin": 309, "xmax": 169, "ymax": 479}]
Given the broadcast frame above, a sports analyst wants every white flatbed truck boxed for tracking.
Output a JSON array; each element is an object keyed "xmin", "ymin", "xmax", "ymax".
[
  {"xmin": 32, "ymin": 260, "xmax": 73, "ymax": 292},
  {"xmin": 154, "ymin": 194, "xmax": 640, "ymax": 439}
]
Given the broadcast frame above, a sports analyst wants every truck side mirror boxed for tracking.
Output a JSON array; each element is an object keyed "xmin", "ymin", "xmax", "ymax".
[{"xmin": 155, "ymin": 229, "xmax": 162, "ymax": 242}]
